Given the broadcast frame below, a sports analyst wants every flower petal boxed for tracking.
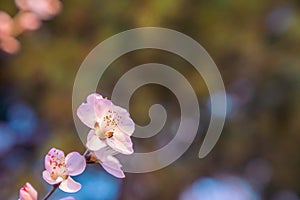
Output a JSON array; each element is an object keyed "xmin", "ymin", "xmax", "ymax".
[
  {"xmin": 117, "ymin": 116, "xmax": 135, "ymax": 136},
  {"xmin": 112, "ymin": 105, "xmax": 130, "ymax": 116},
  {"xmin": 42, "ymin": 170, "xmax": 57, "ymax": 185},
  {"xmin": 100, "ymin": 156, "xmax": 125, "ymax": 178},
  {"xmin": 0, "ymin": 36, "xmax": 20, "ymax": 54},
  {"xmin": 86, "ymin": 130, "xmax": 106, "ymax": 151},
  {"xmin": 0, "ymin": 11, "xmax": 13, "ymax": 35},
  {"xmin": 77, "ymin": 93, "xmax": 104, "ymax": 129},
  {"xmin": 16, "ymin": 12, "xmax": 41, "ymax": 31},
  {"xmin": 19, "ymin": 182, "xmax": 38, "ymax": 200},
  {"xmin": 19, "ymin": 190, "xmax": 32, "ymax": 200},
  {"xmin": 94, "ymin": 148, "xmax": 125, "ymax": 178},
  {"xmin": 106, "ymin": 130, "xmax": 133, "ymax": 154},
  {"xmin": 59, "ymin": 177, "xmax": 81, "ymax": 193},
  {"xmin": 93, "ymin": 147, "xmax": 107, "ymax": 161},
  {"xmin": 94, "ymin": 98, "xmax": 113, "ymax": 119},
  {"xmin": 56, "ymin": 177, "xmax": 64, "ymax": 183},
  {"xmin": 111, "ymin": 105, "xmax": 135, "ymax": 135},
  {"xmin": 25, "ymin": 182, "xmax": 37, "ymax": 199},
  {"xmin": 77, "ymin": 101, "xmax": 97, "ymax": 128},
  {"xmin": 26, "ymin": 0, "xmax": 62, "ymax": 20},
  {"xmin": 65, "ymin": 152, "xmax": 86, "ymax": 176},
  {"xmin": 87, "ymin": 93, "xmax": 103, "ymax": 104},
  {"xmin": 45, "ymin": 148, "xmax": 65, "ymax": 171},
  {"xmin": 60, "ymin": 197, "xmax": 76, "ymax": 200},
  {"xmin": 15, "ymin": 0, "xmax": 29, "ymax": 10}
]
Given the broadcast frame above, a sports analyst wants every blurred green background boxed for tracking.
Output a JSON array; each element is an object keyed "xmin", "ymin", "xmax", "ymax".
[{"xmin": 0, "ymin": 0, "xmax": 300, "ymax": 199}]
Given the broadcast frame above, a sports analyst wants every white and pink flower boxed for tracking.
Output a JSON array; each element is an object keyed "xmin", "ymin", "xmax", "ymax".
[
  {"xmin": 19, "ymin": 182, "xmax": 37, "ymax": 200},
  {"xmin": 42, "ymin": 148, "xmax": 86, "ymax": 193},
  {"xmin": 77, "ymin": 93, "xmax": 135, "ymax": 155}
]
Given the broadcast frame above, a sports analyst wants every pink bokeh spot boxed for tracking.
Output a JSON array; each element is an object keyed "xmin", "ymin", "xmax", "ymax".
[
  {"xmin": 15, "ymin": 0, "xmax": 62, "ymax": 20},
  {"xmin": 0, "ymin": 35, "xmax": 20, "ymax": 54},
  {"xmin": 0, "ymin": 11, "xmax": 20, "ymax": 54},
  {"xmin": 16, "ymin": 12, "xmax": 41, "ymax": 31},
  {"xmin": 0, "ymin": 11, "xmax": 13, "ymax": 35}
]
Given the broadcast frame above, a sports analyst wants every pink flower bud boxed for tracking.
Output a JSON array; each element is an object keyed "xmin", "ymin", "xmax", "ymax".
[{"xmin": 19, "ymin": 182, "xmax": 38, "ymax": 200}]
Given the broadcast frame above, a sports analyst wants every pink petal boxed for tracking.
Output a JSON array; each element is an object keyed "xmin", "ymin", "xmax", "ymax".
[
  {"xmin": 113, "ymin": 105, "xmax": 130, "ymax": 116},
  {"xmin": 45, "ymin": 148, "xmax": 65, "ymax": 171},
  {"xmin": 113, "ymin": 105, "xmax": 135, "ymax": 136},
  {"xmin": 77, "ymin": 102, "xmax": 97, "ymax": 129},
  {"xmin": 117, "ymin": 117, "xmax": 135, "ymax": 136},
  {"xmin": 60, "ymin": 197, "xmax": 76, "ymax": 200},
  {"xmin": 77, "ymin": 93, "xmax": 106, "ymax": 128},
  {"xmin": 93, "ymin": 147, "xmax": 118, "ymax": 159},
  {"xmin": 19, "ymin": 190, "xmax": 32, "ymax": 200},
  {"xmin": 59, "ymin": 177, "xmax": 81, "ymax": 193},
  {"xmin": 93, "ymin": 147, "xmax": 107, "ymax": 160},
  {"xmin": 94, "ymin": 98, "xmax": 113, "ymax": 119},
  {"xmin": 25, "ymin": 182, "xmax": 37, "ymax": 199},
  {"xmin": 44, "ymin": 0, "xmax": 62, "ymax": 16},
  {"xmin": 106, "ymin": 130, "xmax": 133, "ymax": 154},
  {"xmin": 94, "ymin": 148, "xmax": 125, "ymax": 178},
  {"xmin": 42, "ymin": 170, "xmax": 58, "ymax": 185},
  {"xmin": 86, "ymin": 93, "xmax": 103, "ymax": 104},
  {"xmin": 49, "ymin": 147, "xmax": 65, "ymax": 157},
  {"xmin": 15, "ymin": 0, "xmax": 29, "ymax": 10},
  {"xmin": 0, "ymin": 36, "xmax": 20, "ymax": 54},
  {"xmin": 16, "ymin": 12, "xmax": 41, "ymax": 31},
  {"xmin": 19, "ymin": 182, "xmax": 38, "ymax": 200},
  {"xmin": 86, "ymin": 130, "xmax": 106, "ymax": 151},
  {"xmin": 26, "ymin": 0, "xmax": 62, "ymax": 20},
  {"xmin": 65, "ymin": 152, "xmax": 86, "ymax": 176},
  {"xmin": 100, "ymin": 156, "xmax": 125, "ymax": 178},
  {"xmin": 0, "ymin": 11, "xmax": 13, "ymax": 35}
]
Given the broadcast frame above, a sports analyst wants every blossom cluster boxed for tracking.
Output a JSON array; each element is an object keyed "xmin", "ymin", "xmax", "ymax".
[
  {"xmin": 78, "ymin": 93, "xmax": 134, "ymax": 178},
  {"xmin": 0, "ymin": 0, "xmax": 62, "ymax": 54},
  {"xmin": 19, "ymin": 93, "xmax": 135, "ymax": 200}
]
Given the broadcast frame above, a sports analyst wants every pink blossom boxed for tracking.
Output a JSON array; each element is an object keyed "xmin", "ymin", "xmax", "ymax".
[
  {"xmin": 0, "ymin": 35, "xmax": 20, "ymax": 54},
  {"xmin": 0, "ymin": 12, "xmax": 13, "ymax": 35},
  {"xmin": 42, "ymin": 148, "xmax": 86, "ymax": 193},
  {"xmin": 77, "ymin": 93, "xmax": 135, "ymax": 154},
  {"xmin": 19, "ymin": 182, "xmax": 37, "ymax": 200},
  {"xmin": 15, "ymin": 0, "xmax": 62, "ymax": 20},
  {"xmin": 0, "ymin": 11, "xmax": 20, "ymax": 54},
  {"xmin": 15, "ymin": 12, "xmax": 41, "ymax": 31}
]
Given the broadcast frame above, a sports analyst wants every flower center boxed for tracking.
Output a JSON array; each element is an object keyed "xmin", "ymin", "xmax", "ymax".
[
  {"xmin": 94, "ymin": 118, "xmax": 115, "ymax": 140},
  {"xmin": 50, "ymin": 172, "xmax": 68, "ymax": 181},
  {"xmin": 47, "ymin": 149, "xmax": 68, "ymax": 180}
]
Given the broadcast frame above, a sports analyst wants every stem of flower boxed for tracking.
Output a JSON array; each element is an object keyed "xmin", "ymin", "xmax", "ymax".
[
  {"xmin": 83, "ymin": 149, "xmax": 89, "ymax": 157},
  {"xmin": 42, "ymin": 183, "xmax": 59, "ymax": 200},
  {"xmin": 83, "ymin": 149, "xmax": 98, "ymax": 164}
]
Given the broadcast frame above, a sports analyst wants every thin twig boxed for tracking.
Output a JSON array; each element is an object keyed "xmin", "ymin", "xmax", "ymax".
[
  {"xmin": 83, "ymin": 149, "xmax": 89, "ymax": 157},
  {"xmin": 42, "ymin": 183, "xmax": 59, "ymax": 200}
]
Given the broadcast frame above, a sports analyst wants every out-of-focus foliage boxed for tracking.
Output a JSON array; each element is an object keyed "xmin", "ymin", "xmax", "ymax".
[{"xmin": 0, "ymin": 0, "xmax": 300, "ymax": 199}]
